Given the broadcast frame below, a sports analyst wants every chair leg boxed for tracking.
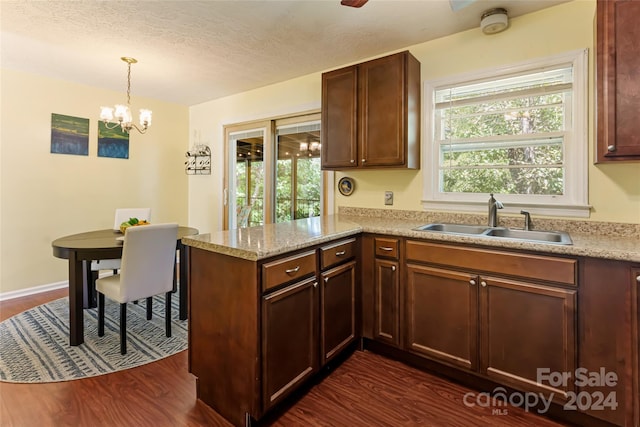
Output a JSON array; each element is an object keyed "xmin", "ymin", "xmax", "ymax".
[
  {"xmin": 98, "ymin": 293, "xmax": 105, "ymax": 336},
  {"xmin": 89, "ymin": 270, "xmax": 99, "ymax": 308},
  {"xmin": 165, "ymin": 291, "xmax": 172, "ymax": 337},
  {"xmin": 146, "ymin": 297, "xmax": 153, "ymax": 320},
  {"xmin": 120, "ymin": 303, "xmax": 127, "ymax": 355}
]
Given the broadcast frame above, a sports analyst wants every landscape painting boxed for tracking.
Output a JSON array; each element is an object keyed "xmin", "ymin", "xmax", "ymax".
[
  {"xmin": 98, "ymin": 122, "xmax": 129, "ymax": 159},
  {"xmin": 50, "ymin": 113, "xmax": 89, "ymax": 155}
]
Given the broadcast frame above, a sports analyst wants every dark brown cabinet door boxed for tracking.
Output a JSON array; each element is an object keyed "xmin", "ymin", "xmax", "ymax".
[
  {"xmin": 262, "ymin": 277, "xmax": 319, "ymax": 410},
  {"xmin": 321, "ymin": 261, "xmax": 357, "ymax": 364},
  {"xmin": 478, "ymin": 276, "xmax": 576, "ymax": 401},
  {"xmin": 405, "ymin": 264, "xmax": 478, "ymax": 371},
  {"xmin": 579, "ymin": 259, "xmax": 639, "ymax": 426},
  {"xmin": 596, "ymin": 0, "xmax": 640, "ymax": 162},
  {"xmin": 359, "ymin": 53, "xmax": 406, "ymax": 167},
  {"xmin": 374, "ymin": 258, "xmax": 400, "ymax": 346},
  {"xmin": 321, "ymin": 51, "xmax": 420, "ymax": 170},
  {"xmin": 321, "ymin": 66, "xmax": 358, "ymax": 169}
]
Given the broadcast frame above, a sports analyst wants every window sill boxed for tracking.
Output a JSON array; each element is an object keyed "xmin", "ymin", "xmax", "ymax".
[{"xmin": 421, "ymin": 200, "xmax": 591, "ymax": 218}]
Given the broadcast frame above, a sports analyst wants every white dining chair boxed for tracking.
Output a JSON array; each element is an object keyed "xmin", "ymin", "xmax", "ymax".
[
  {"xmin": 91, "ymin": 208, "xmax": 152, "ymax": 273},
  {"xmin": 96, "ymin": 223, "xmax": 178, "ymax": 355}
]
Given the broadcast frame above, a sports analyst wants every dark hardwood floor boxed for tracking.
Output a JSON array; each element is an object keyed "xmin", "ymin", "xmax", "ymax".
[{"xmin": 0, "ymin": 289, "xmax": 568, "ymax": 427}]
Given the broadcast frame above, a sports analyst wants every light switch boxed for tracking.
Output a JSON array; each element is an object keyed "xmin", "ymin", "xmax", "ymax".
[{"xmin": 384, "ymin": 191, "xmax": 393, "ymax": 206}]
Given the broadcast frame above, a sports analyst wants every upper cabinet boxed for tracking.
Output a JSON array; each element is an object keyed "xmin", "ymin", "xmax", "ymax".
[
  {"xmin": 596, "ymin": 0, "xmax": 640, "ymax": 163},
  {"xmin": 321, "ymin": 51, "xmax": 421, "ymax": 170}
]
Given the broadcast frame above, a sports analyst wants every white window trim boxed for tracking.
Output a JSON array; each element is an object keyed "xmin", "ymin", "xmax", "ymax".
[{"xmin": 422, "ymin": 49, "xmax": 590, "ymax": 218}]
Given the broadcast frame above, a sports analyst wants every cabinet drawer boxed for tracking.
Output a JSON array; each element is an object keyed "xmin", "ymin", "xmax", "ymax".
[
  {"xmin": 263, "ymin": 251, "xmax": 317, "ymax": 292},
  {"xmin": 320, "ymin": 238, "xmax": 356, "ymax": 270},
  {"xmin": 405, "ymin": 240, "xmax": 576, "ymax": 286},
  {"xmin": 375, "ymin": 237, "xmax": 399, "ymax": 259}
]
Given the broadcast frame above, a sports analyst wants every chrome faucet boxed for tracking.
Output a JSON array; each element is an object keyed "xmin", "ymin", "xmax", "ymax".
[
  {"xmin": 521, "ymin": 210, "xmax": 532, "ymax": 231},
  {"xmin": 488, "ymin": 193, "xmax": 503, "ymax": 227}
]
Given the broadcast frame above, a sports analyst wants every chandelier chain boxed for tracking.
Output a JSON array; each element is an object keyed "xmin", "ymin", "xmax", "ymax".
[{"xmin": 126, "ymin": 62, "xmax": 132, "ymax": 106}]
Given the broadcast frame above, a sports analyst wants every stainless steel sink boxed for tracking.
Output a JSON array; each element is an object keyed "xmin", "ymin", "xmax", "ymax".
[
  {"xmin": 414, "ymin": 223, "xmax": 573, "ymax": 245},
  {"xmin": 482, "ymin": 228, "xmax": 573, "ymax": 245},
  {"xmin": 414, "ymin": 223, "xmax": 488, "ymax": 235}
]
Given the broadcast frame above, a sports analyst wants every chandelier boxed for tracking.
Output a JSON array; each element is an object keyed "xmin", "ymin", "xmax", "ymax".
[
  {"xmin": 299, "ymin": 137, "xmax": 321, "ymax": 157},
  {"xmin": 100, "ymin": 57, "xmax": 151, "ymax": 134}
]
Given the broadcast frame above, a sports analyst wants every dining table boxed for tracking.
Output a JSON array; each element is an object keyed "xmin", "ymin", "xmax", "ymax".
[{"xmin": 52, "ymin": 226, "xmax": 198, "ymax": 346}]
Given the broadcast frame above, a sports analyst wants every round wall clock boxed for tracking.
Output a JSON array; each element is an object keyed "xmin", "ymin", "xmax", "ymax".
[{"xmin": 338, "ymin": 177, "xmax": 355, "ymax": 196}]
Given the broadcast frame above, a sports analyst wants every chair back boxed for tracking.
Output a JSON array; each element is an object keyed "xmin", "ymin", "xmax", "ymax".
[
  {"xmin": 113, "ymin": 208, "xmax": 152, "ymax": 230},
  {"xmin": 118, "ymin": 223, "xmax": 178, "ymax": 303},
  {"xmin": 237, "ymin": 205, "xmax": 252, "ymax": 228}
]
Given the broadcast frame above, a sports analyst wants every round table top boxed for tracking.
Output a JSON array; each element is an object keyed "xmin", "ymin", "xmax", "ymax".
[{"xmin": 52, "ymin": 226, "xmax": 198, "ymax": 259}]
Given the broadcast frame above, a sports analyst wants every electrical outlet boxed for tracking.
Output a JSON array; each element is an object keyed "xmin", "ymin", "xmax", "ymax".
[{"xmin": 384, "ymin": 191, "xmax": 393, "ymax": 206}]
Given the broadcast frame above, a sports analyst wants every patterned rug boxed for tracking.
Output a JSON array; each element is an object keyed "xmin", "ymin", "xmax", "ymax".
[{"xmin": 0, "ymin": 294, "xmax": 187, "ymax": 383}]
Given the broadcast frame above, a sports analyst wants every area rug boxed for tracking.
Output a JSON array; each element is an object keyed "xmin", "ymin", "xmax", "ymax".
[{"xmin": 0, "ymin": 295, "xmax": 187, "ymax": 383}]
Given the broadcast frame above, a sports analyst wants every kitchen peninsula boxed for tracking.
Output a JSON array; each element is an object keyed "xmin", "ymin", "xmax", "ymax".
[{"xmin": 182, "ymin": 211, "xmax": 640, "ymax": 427}]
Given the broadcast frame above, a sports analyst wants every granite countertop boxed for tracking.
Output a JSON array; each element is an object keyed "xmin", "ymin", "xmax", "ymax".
[{"xmin": 182, "ymin": 210, "xmax": 640, "ymax": 263}]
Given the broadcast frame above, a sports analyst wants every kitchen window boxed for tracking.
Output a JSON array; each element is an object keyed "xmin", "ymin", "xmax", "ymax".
[{"xmin": 422, "ymin": 49, "xmax": 589, "ymax": 217}]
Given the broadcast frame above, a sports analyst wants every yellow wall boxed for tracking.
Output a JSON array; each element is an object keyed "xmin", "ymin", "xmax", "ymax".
[
  {"xmin": 0, "ymin": 68, "xmax": 189, "ymax": 294},
  {"xmin": 189, "ymin": 0, "xmax": 639, "ymax": 232}
]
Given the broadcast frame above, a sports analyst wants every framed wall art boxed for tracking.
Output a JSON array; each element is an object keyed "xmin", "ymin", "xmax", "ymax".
[
  {"xmin": 50, "ymin": 113, "xmax": 89, "ymax": 156},
  {"xmin": 98, "ymin": 121, "xmax": 129, "ymax": 159}
]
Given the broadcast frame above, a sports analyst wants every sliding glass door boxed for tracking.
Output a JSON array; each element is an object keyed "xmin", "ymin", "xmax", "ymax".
[
  {"xmin": 224, "ymin": 113, "xmax": 325, "ymax": 229},
  {"xmin": 225, "ymin": 125, "xmax": 271, "ymax": 229},
  {"xmin": 275, "ymin": 118, "xmax": 322, "ymax": 223}
]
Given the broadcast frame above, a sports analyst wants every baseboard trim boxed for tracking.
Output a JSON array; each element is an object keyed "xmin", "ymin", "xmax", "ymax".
[{"xmin": 0, "ymin": 280, "xmax": 69, "ymax": 302}]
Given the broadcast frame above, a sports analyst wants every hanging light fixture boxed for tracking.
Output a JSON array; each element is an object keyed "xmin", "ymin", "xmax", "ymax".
[{"xmin": 100, "ymin": 57, "xmax": 151, "ymax": 134}]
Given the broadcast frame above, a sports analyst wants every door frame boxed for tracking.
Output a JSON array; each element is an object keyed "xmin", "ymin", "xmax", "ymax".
[{"xmin": 223, "ymin": 110, "xmax": 333, "ymax": 230}]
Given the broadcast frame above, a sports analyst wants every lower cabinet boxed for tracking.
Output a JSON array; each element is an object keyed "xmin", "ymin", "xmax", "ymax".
[
  {"xmin": 404, "ymin": 240, "xmax": 577, "ymax": 401},
  {"xmin": 405, "ymin": 264, "xmax": 477, "ymax": 370},
  {"xmin": 374, "ymin": 258, "xmax": 400, "ymax": 346},
  {"xmin": 321, "ymin": 260, "xmax": 357, "ymax": 364},
  {"xmin": 579, "ymin": 258, "xmax": 639, "ymax": 426},
  {"xmin": 373, "ymin": 237, "xmax": 401, "ymax": 347},
  {"xmin": 262, "ymin": 277, "xmax": 319, "ymax": 410},
  {"xmin": 479, "ymin": 276, "xmax": 576, "ymax": 400},
  {"xmin": 189, "ymin": 237, "xmax": 359, "ymax": 427}
]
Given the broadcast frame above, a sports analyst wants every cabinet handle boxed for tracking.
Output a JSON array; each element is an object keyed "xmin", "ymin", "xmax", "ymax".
[
  {"xmin": 324, "ymin": 277, "xmax": 329, "ymax": 283},
  {"xmin": 391, "ymin": 265, "xmax": 396, "ymax": 271},
  {"xmin": 481, "ymin": 281, "xmax": 487, "ymax": 287},
  {"xmin": 313, "ymin": 282, "xmax": 318, "ymax": 288},
  {"xmin": 285, "ymin": 266, "xmax": 300, "ymax": 275},
  {"xmin": 379, "ymin": 246, "xmax": 393, "ymax": 252},
  {"xmin": 335, "ymin": 250, "xmax": 346, "ymax": 256},
  {"xmin": 607, "ymin": 145, "xmax": 616, "ymax": 152},
  {"xmin": 469, "ymin": 279, "xmax": 476, "ymax": 286}
]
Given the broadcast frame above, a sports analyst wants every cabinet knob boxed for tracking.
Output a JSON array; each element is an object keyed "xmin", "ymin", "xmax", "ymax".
[
  {"xmin": 324, "ymin": 277, "xmax": 329, "ymax": 283},
  {"xmin": 285, "ymin": 266, "xmax": 300, "ymax": 275},
  {"xmin": 314, "ymin": 282, "xmax": 318, "ymax": 288},
  {"xmin": 469, "ymin": 279, "xmax": 476, "ymax": 286},
  {"xmin": 362, "ymin": 159, "xmax": 366, "ymax": 163},
  {"xmin": 350, "ymin": 159, "xmax": 355, "ymax": 163},
  {"xmin": 481, "ymin": 281, "xmax": 487, "ymax": 287},
  {"xmin": 391, "ymin": 265, "xmax": 396, "ymax": 271},
  {"xmin": 636, "ymin": 275, "xmax": 640, "ymax": 283},
  {"xmin": 607, "ymin": 145, "xmax": 616, "ymax": 152}
]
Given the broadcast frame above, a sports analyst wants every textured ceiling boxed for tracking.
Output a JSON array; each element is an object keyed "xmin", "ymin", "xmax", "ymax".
[{"xmin": 0, "ymin": 0, "xmax": 570, "ymax": 106}]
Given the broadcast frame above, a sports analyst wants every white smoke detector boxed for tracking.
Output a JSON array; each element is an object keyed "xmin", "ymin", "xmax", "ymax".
[{"xmin": 481, "ymin": 8, "xmax": 509, "ymax": 35}]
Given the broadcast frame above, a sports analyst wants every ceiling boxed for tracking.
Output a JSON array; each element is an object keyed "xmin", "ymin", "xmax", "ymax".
[{"xmin": 0, "ymin": 0, "xmax": 570, "ymax": 106}]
